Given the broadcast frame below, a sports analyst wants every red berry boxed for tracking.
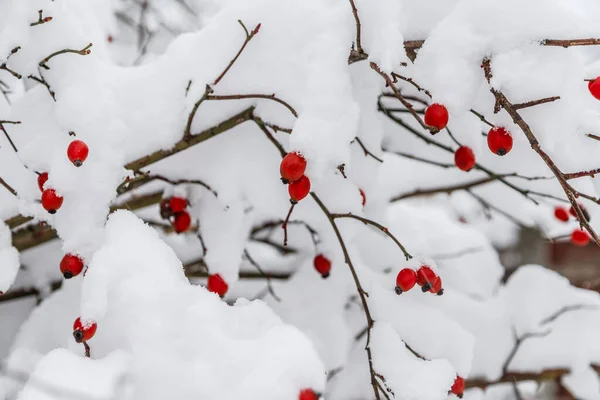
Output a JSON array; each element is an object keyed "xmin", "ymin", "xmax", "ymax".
[
  {"xmin": 416, "ymin": 266, "xmax": 439, "ymax": 292},
  {"xmin": 429, "ymin": 277, "xmax": 444, "ymax": 296},
  {"xmin": 60, "ymin": 254, "xmax": 84, "ymax": 279},
  {"xmin": 37, "ymin": 172, "xmax": 48, "ymax": 192},
  {"xmin": 41, "ymin": 189, "xmax": 63, "ymax": 214},
  {"xmin": 280, "ymin": 152, "xmax": 307, "ymax": 184},
  {"xmin": 207, "ymin": 273, "xmax": 228, "ymax": 297},
  {"xmin": 395, "ymin": 268, "xmax": 417, "ymax": 294},
  {"xmin": 424, "ymin": 103, "xmax": 449, "ymax": 130},
  {"xmin": 299, "ymin": 389, "xmax": 319, "ymax": 400},
  {"xmin": 554, "ymin": 207, "xmax": 569, "ymax": 222},
  {"xmin": 172, "ymin": 211, "xmax": 191, "ymax": 233},
  {"xmin": 487, "ymin": 127, "xmax": 513, "ymax": 156},
  {"xmin": 451, "ymin": 376, "xmax": 465, "ymax": 396},
  {"xmin": 359, "ymin": 189, "xmax": 366, "ymax": 206},
  {"xmin": 589, "ymin": 78, "xmax": 600, "ymax": 100},
  {"xmin": 569, "ymin": 203, "xmax": 591, "ymax": 222},
  {"xmin": 169, "ymin": 197, "xmax": 188, "ymax": 213},
  {"xmin": 288, "ymin": 175, "xmax": 311, "ymax": 204},
  {"xmin": 73, "ymin": 317, "xmax": 97, "ymax": 343},
  {"xmin": 67, "ymin": 140, "xmax": 89, "ymax": 167},
  {"xmin": 313, "ymin": 254, "xmax": 332, "ymax": 278},
  {"xmin": 571, "ymin": 229, "xmax": 590, "ymax": 247},
  {"xmin": 454, "ymin": 146, "xmax": 476, "ymax": 171}
]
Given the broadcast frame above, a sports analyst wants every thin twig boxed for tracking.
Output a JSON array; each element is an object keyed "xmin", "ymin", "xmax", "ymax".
[
  {"xmin": 39, "ymin": 43, "xmax": 93, "ymax": 70},
  {"xmin": 207, "ymin": 93, "xmax": 298, "ymax": 118},
  {"xmin": 30, "ymin": 10, "xmax": 52, "ymax": 26},
  {"xmin": 0, "ymin": 121, "xmax": 20, "ymax": 152},
  {"xmin": 347, "ymin": 0, "xmax": 364, "ymax": 55},
  {"xmin": 213, "ymin": 21, "xmax": 261, "ymax": 85},
  {"xmin": 244, "ymin": 249, "xmax": 281, "ymax": 302},
  {"xmin": 512, "ymin": 96, "xmax": 560, "ymax": 110},
  {"xmin": 353, "ymin": 137, "xmax": 383, "ymax": 163},
  {"xmin": 281, "ymin": 204, "xmax": 295, "ymax": 247},
  {"xmin": 0, "ymin": 176, "xmax": 18, "ymax": 196}
]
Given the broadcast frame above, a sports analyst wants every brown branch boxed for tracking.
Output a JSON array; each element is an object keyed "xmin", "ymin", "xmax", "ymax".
[
  {"xmin": 563, "ymin": 168, "xmax": 600, "ymax": 180},
  {"xmin": 587, "ymin": 133, "xmax": 600, "ymax": 142},
  {"xmin": 330, "ymin": 212, "xmax": 412, "ymax": 260},
  {"xmin": 512, "ymin": 96, "xmax": 560, "ymax": 110},
  {"xmin": 541, "ymin": 38, "xmax": 600, "ymax": 47},
  {"xmin": 391, "ymin": 72, "xmax": 431, "ymax": 97},
  {"xmin": 213, "ymin": 20, "xmax": 260, "ymax": 85},
  {"xmin": 0, "ymin": 176, "xmax": 17, "ymax": 197},
  {"xmin": 353, "ymin": 137, "xmax": 383, "ymax": 163},
  {"xmin": 83, "ymin": 341, "xmax": 90, "ymax": 358},
  {"xmin": 27, "ymin": 74, "xmax": 56, "ymax": 101},
  {"xmin": 253, "ymin": 116, "xmax": 287, "ymax": 158},
  {"xmin": 391, "ymin": 176, "xmax": 499, "ymax": 202},
  {"xmin": 468, "ymin": 190, "xmax": 528, "ymax": 228},
  {"xmin": 281, "ymin": 204, "xmax": 295, "ymax": 247},
  {"xmin": 0, "ymin": 47, "xmax": 22, "ymax": 79},
  {"xmin": 469, "ymin": 109, "xmax": 495, "ymax": 128},
  {"xmin": 348, "ymin": 0, "xmax": 364, "ymax": 56},
  {"xmin": 263, "ymin": 122, "xmax": 292, "ymax": 134},
  {"xmin": 0, "ymin": 121, "xmax": 20, "ymax": 153},
  {"xmin": 183, "ymin": 84, "xmax": 213, "ymax": 140},
  {"xmin": 117, "ymin": 172, "xmax": 217, "ymax": 197},
  {"xmin": 243, "ymin": 249, "xmax": 281, "ymax": 302},
  {"xmin": 539, "ymin": 304, "xmax": 598, "ymax": 325},
  {"xmin": 386, "ymin": 149, "xmax": 456, "ymax": 169},
  {"xmin": 39, "ymin": 43, "xmax": 92, "ymax": 70},
  {"xmin": 30, "ymin": 10, "xmax": 52, "ymax": 26},
  {"xmin": 207, "ymin": 93, "xmax": 298, "ymax": 118}
]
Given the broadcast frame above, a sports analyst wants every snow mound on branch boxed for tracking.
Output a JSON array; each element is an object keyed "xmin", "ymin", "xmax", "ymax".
[
  {"xmin": 77, "ymin": 210, "xmax": 324, "ymax": 400},
  {"xmin": 0, "ymin": 221, "xmax": 20, "ymax": 293}
]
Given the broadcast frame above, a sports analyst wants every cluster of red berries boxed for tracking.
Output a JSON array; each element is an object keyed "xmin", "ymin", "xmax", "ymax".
[
  {"xmin": 424, "ymin": 103, "xmax": 514, "ymax": 172},
  {"xmin": 159, "ymin": 196, "xmax": 191, "ymax": 233},
  {"xmin": 280, "ymin": 152, "xmax": 311, "ymax": 204},
  {"xmin": 207, "ymin": 273, "xmax": 228, "ymax": 298},
  {"xmin": 313, "ymin": 254, "xmax": 332, "ymax": 278},
  {"xmin": 73, "ymin": 317, "xmax": 97, "ymax": 343},
  {"xmin": 299, "ymin": 388, "xmax": 320, "ymax": 400},
  {"xmin": 39, "ymin": 140, "xmax": 89, "ymax": 214},
  {"xmin": 554, "ymin": 204, "xmax": 591, "ymax": 246},
  {"xmin": 395, "ymin": 265, "xmax": 443, "ymax": 295}
]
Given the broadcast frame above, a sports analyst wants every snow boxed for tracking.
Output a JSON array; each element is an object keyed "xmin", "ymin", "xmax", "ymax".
[{"xmin": 0, "ymin": 222, "xmax": 20, "ymax": 293}]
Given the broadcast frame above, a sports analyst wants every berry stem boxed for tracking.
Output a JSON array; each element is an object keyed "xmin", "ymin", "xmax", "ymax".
[
  {"xmin": 281, "ymin": 203, "xmax": 295, "ymax": 247},
  {"xmin": 83, "ymin": 341, "xmax": 91, "ymax": 358}
]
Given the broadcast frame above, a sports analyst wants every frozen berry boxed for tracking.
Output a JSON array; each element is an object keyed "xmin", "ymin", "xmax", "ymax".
[
  {"xmin": 395, "ymin": 268, "xmax": 417, "ymax": 294},
  {"xmin": 299, "ymin": 389, "xmax": 319, "ymax": 400},
  {"xmin": 451, "ymin": 376, "xmax": 465, "ymax": 396},
  {"xmin": 73, "ymin": 317, "xmax": 97, "ymax": 343},
  {"xmin": 554, "ymin": 206, "xmax": 569, "ymax": 222},
  {"xmin": 37, "ymin": 172, "xmax": 48, "ymax": 192},
  {"xmin": 60, "ymin": 254, "xmax": 84, "ymax": 279},
  {"xmin": 41, "ymin": 189, "xmax": 63, "ymax": 214},
  {"xmin": 416, "ymin": 266, "xmax": 439, "ymax": 292},
  {"xmin": 571, "ymin": 229, "xmax": 590, "ymax": 247},
  {"xmin": 424, "ymin": 103, "xmax": 449, "ymax": 131},
  {"xmin": 569, "ymin": 203, "xmax": 590, "ymax": 222},
  {"xmin": 313, "ymin": 254, "xmax": 332, "ymax": 278},
  {"xmin": 207, "ymin": 273, "xmax": 228, "ymax": 297},
  {"xmin": 359, "ymin": 189, "xmax": 366, "ymax": 206},
  {"xmin": 169, "ymin": 197, "xmax": 188, "ymax": 213},
  {"xmin": 172, "ymin": 211, "xmax": 191, "ymax": 233},
  {"xmin": 280, "ymin": 152, "xmax": 307, "ymax": 184},
  {"xmin": 429, "ymin": 277, "xmax": 444, "ymax": 296},
  {"xmin": 589, "ymin": 78, "xmax": 600, "ymax": 100},
  {"xmin": 288, "ymin": 175, "xmax": 311, "ymax": 204},
  {"xmin": 487, "ymin": 127, "xmax": 513, "ymax": 156},
  {"xmin": 67, "ymin": 140, "xmax": 89, "ymax": 167},
  {"xmin": 454, "ymin": 146, "xmax": 476, "ymax": 172}
]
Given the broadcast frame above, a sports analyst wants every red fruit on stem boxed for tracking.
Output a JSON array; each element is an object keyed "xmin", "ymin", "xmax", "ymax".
[
  {"xmin": 172, "ymin": 211, "xmax": 191, "ymax": 233},
  {"xmin": 429, "ymin": 277, "xmax": 444, "ymax": 296},
  {"xmin": 288, "ymin": 175, "xmax": 311, "ymax": 204},
  {"xmin": 395, "ymin": 268, "xmax": 417, "ymax": 295},
  {"xmin": 487, "ymin": 127, "xmax": 513, "ymax": 156},
  {"xmin": 60, "ymin": 254, "xmax": 84, "ymax": 279},
  {"xmin": 299, "ymin": 389, "xmax": 319, "ymax": 400},
  {"xmin": 359, "ymin": 189, "xmax": 366, "ymax": 206},
  {"xmin": 280, "ymin": 152, "xmax": 307, "ymax": 184},
  {"xmin": 454, "ymin": 146, "xmax": 476, "ymax": 172},
  {"xmin": 416, "ymin": 266, "xmax": 439, "ymax": 292},
  {"xmin": 569, "ymin": 203, "xmax": 591, "ymax": 222},
  {"xmin": 424, "ymin": 103, "xmax": 449, "ymax": 130},
  {"xmin": 67, "ymin": 140, "xmax": 89, "ymax": 167},
  {"xmin": 313, "ymin": 254, "xmax": 332, "ymax": 278},
  {"xmin": 451, "ymin": 376, "xmax": 465, "ymax": 396},
  {"xmin": 554, "ymin": 206, "xmax": 569, "ymax": 222},
  {"xmin": 571, "ymin": 229, "xmax": 590, "ymax": 247},
  {"xmin": 169, "ymin": 197, "xmax": 188, "ymax": 213},
  {"xmin": 73, "ymin": 317, "xmax": 97, "ymax": 343},
  {"xmin": 588, "ymin": 78, "xmax": 600, "ymax": 100},
  {"xmin": 207, "ymin": 273, "xmax": 228, "ymax": 297},
  {"xmin": 37, "ymin": 172, "xmax": 48, "ymax": 192},
  {"xmin": 41, "ymin": 189, "xmax": 63, "ymax": 214}
]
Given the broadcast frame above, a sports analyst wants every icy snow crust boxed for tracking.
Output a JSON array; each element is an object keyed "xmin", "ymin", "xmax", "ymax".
[{"xmin": 1, "ymin": 0, "xmax": 600, "ymax": 399}]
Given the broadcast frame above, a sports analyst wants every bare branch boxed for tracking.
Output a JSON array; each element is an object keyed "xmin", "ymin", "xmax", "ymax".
[
  {"xmin": 39, "ymin": 43, "xmax": 93, "ymax": 70},
  {"xmin": 207, "ymin": 93, "xmax": 298, "ymax": 118},
  {"xmin": 353, "ymin": 137, "xmax": 383, "ymax": 163},
  {"xmin": 512, "ymin": 96, "xmax": 560, "ymax": 110}
]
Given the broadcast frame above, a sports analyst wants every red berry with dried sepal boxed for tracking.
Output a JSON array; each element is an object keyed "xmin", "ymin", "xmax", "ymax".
[
  {"xmin": 589, "ymin": 78, "xmax": 600, "ymax": 100},
  {"xmin": 41, "ymin": 189, "xmax": 63, "ymax": 214},
  {"xmin": 424, "ymin": 103, "xmax": 449, "ymax": 131},
  {"xmin": 207, "ymin": 273, "xmax": 228, "ymax": 297},
  {"xmin": 60, "ymin": 254, "xmax": 84, "ymax": 279},
  {"xmin": 395, "ymin": 268, "xmax": 417, "ymax": 295},
  {"xmin": 429, "ymin": 277, "xmax": 444, "ymax": 296},
  {"xmin": 172, "ymin": 211, "xmax": 191, "ymax": 233},
  {"xmin": 73, "ymin": 317, "xmax": 97, "ymax": 343},
  {"xmin": 569, "ymin": 203, "xmax": 591, "ymax": 222},
  {"xmin": 451, "ymin": 376, "xmax": 465, "ymax": 396},
  {"xmin": 487, "ymin": 127, "xmax": 513, "ymax": 156},
  {"xmin": 359, "ymin": 189, "xmax": 366, "ymax": 206},
  {"xmin": 159, "ymin": 198, "xmax": 173, "ymax": 219},
  {"xmin": 571, "ymin": 229, "xmax": 590, "ymax": 247},
  {"xmin": 37, "ymin": 172, "xmax": 48, "ymax": 192},
  {"xmin": 299, "ymin": 389, "xmax": 319, "ymax": 400},
  {"xmin": 288, "ymin": 175, "xmax": 311, "ymax": 204},
  {"xmin": 313, "ymin": 254, "xmax": 331, "ymax": 278},
  {"xmin": 280, "ymin": 152, "xmax": 307, "ymax": 184},
  {"xmin": 416, "ymin": 265, "xmax": 439, "ymax": 292},
  {"xmin": 67, "ymin": 140, "xmax": 89, "ymax": 167},
  {"xmin": 554, "ymin": 206, "xmax": 569, "ymax": 222},
  {"xmin": 454, "ymin": 146, "xmax": 475, "ymax": 172},
  {"xmin": 169, "ymin": 197, "xmax": 188, "ymax": 213}
]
